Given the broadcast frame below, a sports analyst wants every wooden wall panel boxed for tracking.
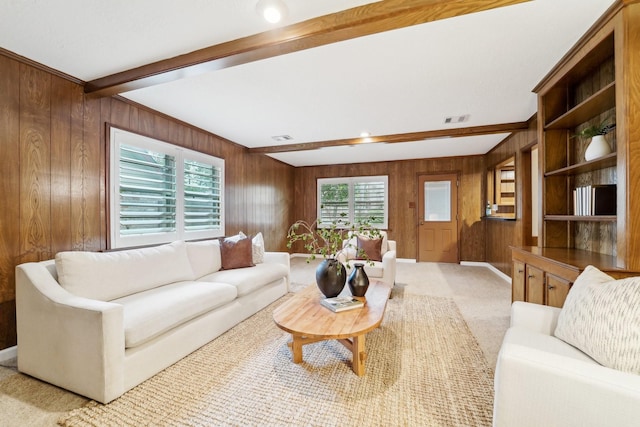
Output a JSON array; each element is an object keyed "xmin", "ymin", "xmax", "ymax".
[
  {"xmin": 19, "ymin": 65, "xmax": 52, "ymax": 264},
  {"xmin": 70, "ymin": 84, "xmax": 86, "ymax": 251},
  {"xmin": 0, "ymin": 55, "xmax": 20, "ymax": 306},
  {"xmin": 50, "ymin": 76, "xmax": 73, "ymax": 255}
]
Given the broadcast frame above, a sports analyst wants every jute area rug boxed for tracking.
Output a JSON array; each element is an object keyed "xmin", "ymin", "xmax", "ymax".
[{"xmin": 59, "ymin": 285, "xmax": 494, "ymax": 427}]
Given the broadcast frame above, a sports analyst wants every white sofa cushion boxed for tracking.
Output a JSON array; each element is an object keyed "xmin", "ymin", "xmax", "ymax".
[
  {"xmin": 201, "ymin": 263, "xmax": 289, "ymax": 297},
  {"xmin": 555, "ymin": 265, "xmax": 640, "ymax": 374},
  {"xmin": 505, "ymin": 326, "xmax": 597, "ymax": 364},
  {"xmin": 186, "ymin": 240, "xmax": 222, "ymax": 279},
  {"xmin": 55, "ymin": 241, "xmax": 194, "ymax": 301},
  {"xmin": 114, "ymin": 281, "xmax": 237, "ymax": 348}
]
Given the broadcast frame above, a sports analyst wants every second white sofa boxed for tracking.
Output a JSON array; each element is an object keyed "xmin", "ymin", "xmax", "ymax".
[
  {"xmin": 16, "ymin": 239, "xmax": 290, "ymax": 403},
  {"xmin": 493, "ymin": 301, "xmax": 640, "ymax": 427}
]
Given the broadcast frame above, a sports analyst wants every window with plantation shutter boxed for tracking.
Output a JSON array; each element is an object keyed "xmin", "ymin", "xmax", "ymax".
[
  {"xmin": 183, "ymin": 157, "xmax": 222, "ymax": 232},
  {"xmin": 317, "ymin": 176, "xmax": 388, "ymax": 229},
  {"xmin": 110, "ymin": 127, "xmax": 225, "ymax": 248},
  {"xmin": 118, "ymin": 144, "xmax": 177, "ymax": 237}
]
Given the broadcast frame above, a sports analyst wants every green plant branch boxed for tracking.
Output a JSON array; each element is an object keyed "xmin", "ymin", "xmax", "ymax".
[{"xmin": 286, "ymin": 215, "xmax": 382, "ymax": 269}]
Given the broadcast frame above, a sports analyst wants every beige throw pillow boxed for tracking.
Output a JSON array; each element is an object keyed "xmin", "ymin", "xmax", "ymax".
[{"xmin": 554, "ymin": 265, "xmax": 640, "ymax": 374}]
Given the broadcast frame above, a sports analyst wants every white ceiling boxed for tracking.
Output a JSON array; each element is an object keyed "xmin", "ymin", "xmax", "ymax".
[{"xmin": 0, "ymin": 0, "xmax": 617, "ymax": 167}]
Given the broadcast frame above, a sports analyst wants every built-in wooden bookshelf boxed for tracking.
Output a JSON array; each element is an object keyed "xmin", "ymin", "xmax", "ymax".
[{"xmin": 512, "ymin": 0, "xmax": 640, "ymax": 307}]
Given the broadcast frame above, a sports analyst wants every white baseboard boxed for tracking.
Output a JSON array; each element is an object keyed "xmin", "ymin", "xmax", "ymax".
[
  {"xmin": 0, "ymin": 345, "xmax": 17, "ymax": 363},
  {"xmin": 397, "ymin": 258, "xmax": 416, "ymax": 263},
  {"xmin": 461, "ymin": 261, "xmax": 511, "ymax": 283}
]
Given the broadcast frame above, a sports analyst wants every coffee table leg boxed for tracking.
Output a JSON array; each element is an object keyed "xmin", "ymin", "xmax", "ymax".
[
  {"xmin": 352, "ymin": 335, "xmax": 366, "ymax": 376},
  {"xmin": 289, "ymin": 335, "xmax": 304, "ymax": 363}
]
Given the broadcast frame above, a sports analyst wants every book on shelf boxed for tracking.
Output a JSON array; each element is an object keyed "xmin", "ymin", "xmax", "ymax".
[
  {"xmin": 320, "ymin": 296, "xmax": 364, "ymax": 312},
  {"xmin": 572, "ymin": 184, "xmax": 616, "ymax": 216}
]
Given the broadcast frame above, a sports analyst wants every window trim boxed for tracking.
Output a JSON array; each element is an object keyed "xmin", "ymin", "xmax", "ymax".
[
  {"xmin": 316, "ymin": 175, "xmax": 389, "ymax": 229},
  {"xmin": 109, "ymin": 126, "xmax": 225, "ymax": 249}
]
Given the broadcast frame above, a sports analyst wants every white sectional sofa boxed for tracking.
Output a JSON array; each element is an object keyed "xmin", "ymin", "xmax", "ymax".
[{"xmin": 15, "ymin": 239, "xmax": 290, "ymax": 403}]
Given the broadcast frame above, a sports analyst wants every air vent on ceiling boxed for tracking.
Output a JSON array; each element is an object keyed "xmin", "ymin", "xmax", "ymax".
[
  {"xmin": 444, "ymin": 115, "xmax": 470, "ymax": 124},
  {"xmin": 271, "ymin": 135, "xmax": 293, "ymax": 142}
]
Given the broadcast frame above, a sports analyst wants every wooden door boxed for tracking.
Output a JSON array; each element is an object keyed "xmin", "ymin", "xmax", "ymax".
[{"xmin": 417, "ymin": 174, "xmax": 459, "ymax": 263}]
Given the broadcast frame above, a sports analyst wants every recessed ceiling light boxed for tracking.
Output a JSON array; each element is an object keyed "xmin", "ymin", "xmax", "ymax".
[
  {"xmin": 256, "ymin": 0, "xmax": 288, "ymax": 24},
  {"xmin": 360, "ymin": 131, "xmax": 371, "ymax": 137}
]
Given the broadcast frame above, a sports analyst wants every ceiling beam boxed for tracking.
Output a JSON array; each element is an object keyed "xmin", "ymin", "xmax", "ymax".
[
  {"xmin": 85, "ymin": 0, "xmax": 530, "ymax": 96},
  {"xmin": 248, "ymin": 121, "xmax": 529, "ymax": 154}
]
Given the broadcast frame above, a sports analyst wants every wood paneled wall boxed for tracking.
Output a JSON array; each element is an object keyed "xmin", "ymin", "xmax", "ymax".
[
  {"xmin": 0, "ymin": 53, "xmax": 294, "ymax": 350},
  {"xmin": 292, "ymin": 156, "xmax": 486, "ymax": 261},
  {"xmin": 484, "ymin": 119, "xmax": 538, "ymax": 275}
]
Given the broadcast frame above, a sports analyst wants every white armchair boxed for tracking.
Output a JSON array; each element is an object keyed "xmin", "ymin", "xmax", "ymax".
[
  {"xmin": 337, "ymin": 231, "xmax": 396, "ymax": 287},
  {"xmin": 493, "ymin": 301, "xmax": 640, "ymax": 427}
]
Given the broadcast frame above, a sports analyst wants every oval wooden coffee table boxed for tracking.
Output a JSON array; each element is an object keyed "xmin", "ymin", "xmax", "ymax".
[{"xmin": 273, "ymin": 279, "xmax": 391, "ymax": 376}]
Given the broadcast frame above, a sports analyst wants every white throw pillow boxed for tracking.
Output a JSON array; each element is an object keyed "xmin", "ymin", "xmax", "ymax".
[
  {"xmin": 252, "ymin": 232, "xmax": 265, "ymax": 264},
  {"xmin": 554, "ymin": 265, "xmax": 640, "ymax": 374}
]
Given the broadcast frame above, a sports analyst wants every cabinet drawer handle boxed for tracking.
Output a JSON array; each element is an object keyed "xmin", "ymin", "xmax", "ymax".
[
  {"xmin": 548, "ymin": 285, "xmax": 555, "ymax": 290},
  {"xmin": 528, "ymin": 274, "xmax": 535, "ymax": 279},
  {"xmin": 518, "ymin": 269, "xmax": 523, "ymax": 273}
]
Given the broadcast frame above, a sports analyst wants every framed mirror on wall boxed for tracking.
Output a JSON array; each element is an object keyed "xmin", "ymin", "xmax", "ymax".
[{"xmin": 486, "ymin": 156, "xmax": 516, "ymax": 219}]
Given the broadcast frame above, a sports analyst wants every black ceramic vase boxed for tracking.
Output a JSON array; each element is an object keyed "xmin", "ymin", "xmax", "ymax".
[
  {"xmin": 315, "ymin": 258, "xmax": 347, "ymax": 298},
  {"xmin": 348, "ymin": 263, "xmax": 370, "ymax": 298}
]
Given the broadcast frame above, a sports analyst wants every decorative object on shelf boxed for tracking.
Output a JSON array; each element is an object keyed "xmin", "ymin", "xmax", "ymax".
[
  {"xmin": 287, "ymin": 215, "xmax": 381, "ymax": 298},
  {"xmin": 348, "ymin": 262, "xmax": 370, "ymax": 298},
  {"xmin": 576, "ymin": 121, "xmax": 616, "ymax": 161},
  {"xmin": 584, "ymin": 135, "xmax": 612, "ymax": 161}
]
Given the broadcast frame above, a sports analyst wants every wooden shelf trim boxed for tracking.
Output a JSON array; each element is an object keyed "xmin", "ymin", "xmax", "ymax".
[
  {"xmin": 545, "ymin": 81, "xmax": 616, "ymax": 129},
  {"xmin": 544, "ymin": 152, "xmax": 616, "ymax": 176},
  {"xmin": 544, "ymin": 215, "xmax": 616, "ymax": 222},
  {"xmin": 511, "ymin": 246, "xmax": 627, "ymax": 275}
]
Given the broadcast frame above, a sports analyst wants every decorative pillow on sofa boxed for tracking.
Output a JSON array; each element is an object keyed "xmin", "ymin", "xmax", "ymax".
[
  {"xmin": 554, "ymin": 265, "xmax": 640, "ymax": 374},
  {"xmin": 357, "ymin": 235, "xmax": 383, "ymax": 262},
  {"xmin": 343, "ymin": 231, "xmax": 388, "ymax": 260},
  {"xmin": 251, "ymin": 232, "xmax": 265, "ymax": 264},
  {"xmin": 239, "ymin": 231, "xmax": 265, "ymax": 264},
  {"xmin": 220, "ymin": 234, "xmax": 254, "ymax": 270}
]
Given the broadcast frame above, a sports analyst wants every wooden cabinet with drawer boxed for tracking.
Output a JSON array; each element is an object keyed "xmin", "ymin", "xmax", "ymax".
[
  {"xmin": 545, "ymin": 274, "xmax": 572, "ymax": 308},
  {"xmin": 510, "ymin": 246, "xmax": 639, "ymax": 308}
]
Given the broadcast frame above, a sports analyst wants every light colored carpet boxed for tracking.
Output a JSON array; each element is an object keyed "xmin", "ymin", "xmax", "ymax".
[
  {"xmin": 59, "ymin": 286, "xmax": 494, "ymax": 427},
  {"xmin": 0, "ymin": 259, "xmax": 511, "ymax": 426}
]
